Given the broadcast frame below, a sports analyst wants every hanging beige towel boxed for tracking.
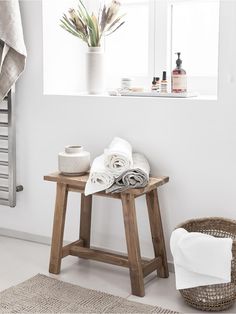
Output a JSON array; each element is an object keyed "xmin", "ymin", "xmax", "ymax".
[{"xmin": 0, "ymin": 0, "xmax": 27, "ymax": 101}]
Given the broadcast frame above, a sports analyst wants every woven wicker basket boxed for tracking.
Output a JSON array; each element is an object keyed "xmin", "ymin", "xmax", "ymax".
[{"xmin": 177, "ymin": 217, "xmax": 236, "ymax": 312}]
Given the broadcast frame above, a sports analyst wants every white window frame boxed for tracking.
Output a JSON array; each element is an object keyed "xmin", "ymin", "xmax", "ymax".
[
  {"xmin": 42, "ymin": 0, "xmax": 219, "ymax": 96},
  {"xmin": 104, "ymin": 0, "xmax": 156, "ymax": 89},
  {"xmin": 167, "ymin": 0, "xmax": 220, "ymax": 95},
  {"xmin": 106, "ymin": 0, "xmax": 219, "ymax": 94},
  {"xmin": 153, "ymin": 0, "xmax": 170, "ymax": 77}
]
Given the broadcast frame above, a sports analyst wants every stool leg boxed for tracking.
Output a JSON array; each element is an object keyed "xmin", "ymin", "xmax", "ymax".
[
  {"xmin": 146, "ymin": 189, "xmax": 169, "ymax": 278},
  {"xmin": 49, "ymin": 183, "xmax": 68, "ymax": 274},
  {"xmin": 121, "ymin": 193, "xmax": 145, "ymax": 297},
  {"xmin": 79, "ymin": 194, "xmax": 92, "ymax": 248}
]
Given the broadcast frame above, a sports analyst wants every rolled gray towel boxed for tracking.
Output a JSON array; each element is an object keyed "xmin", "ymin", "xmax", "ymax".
[{"xmin": 106, "ymin": 153, "xmax": 150, "ymax": 193}]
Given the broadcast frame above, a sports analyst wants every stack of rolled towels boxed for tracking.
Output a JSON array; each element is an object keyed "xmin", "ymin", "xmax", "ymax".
[{"xmin": 85, "ymin": 137, "xmax": 150, "ymax": 196}]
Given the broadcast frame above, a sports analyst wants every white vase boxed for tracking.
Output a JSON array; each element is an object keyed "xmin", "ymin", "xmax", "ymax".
[
  {"xmin": 86, "ymin": 47, "xmax": 105, "ymax": 95},
  {"xmin": 58, "ymin": 145, "xmax": 90, "ymax": 176}
]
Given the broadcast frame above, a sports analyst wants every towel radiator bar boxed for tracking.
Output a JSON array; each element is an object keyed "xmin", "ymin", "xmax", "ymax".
[{"xmin": 0, "ymin": 90, "xmax": 23, "ymax": 207}]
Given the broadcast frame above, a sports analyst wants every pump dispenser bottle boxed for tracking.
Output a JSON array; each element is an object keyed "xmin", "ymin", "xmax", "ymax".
[{"xmin": 171, "ymin": 52, "xmax": 187, "ymax": 93}]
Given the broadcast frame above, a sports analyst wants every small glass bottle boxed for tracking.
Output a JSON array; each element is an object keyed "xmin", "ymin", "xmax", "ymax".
[
  {"xmin": 155, "ymin": 77, "xmax": 160, "ymax": 92},
  {"xmin": 151, "ymin": 77, "xmax": 157, "ymax": 91},
  {"xmin": 161, "ymin": 71, "xmax": 168, "ymax": 93},
  {"xmin": 171, "ymin": 52, "xmax": 187, "ymax": 93}
]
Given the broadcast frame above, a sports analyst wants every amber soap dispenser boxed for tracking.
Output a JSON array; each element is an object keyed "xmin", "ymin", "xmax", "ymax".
[{"xmin": 171, "ymin": 52, "xmax": 187, "ymax": 93}]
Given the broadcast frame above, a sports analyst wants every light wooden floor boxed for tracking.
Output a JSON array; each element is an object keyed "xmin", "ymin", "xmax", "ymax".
[{"xmin": 0, "ymin": 236, "xmax": 235, "ymax": 313}]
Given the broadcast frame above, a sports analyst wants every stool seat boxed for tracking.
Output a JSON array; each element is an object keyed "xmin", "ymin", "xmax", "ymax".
[
  {"xmin": 44, "ymin": 172, "xmax": 169, "ymax": 297},
  {"xmin": 44, "ymin": 172, "xmax": 169, "ymax": 197}
]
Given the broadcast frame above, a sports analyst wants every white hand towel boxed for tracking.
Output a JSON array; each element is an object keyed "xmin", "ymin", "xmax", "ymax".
[
  {"xmin": 104, "ymin": 137, "xmax": 133, "ymax": 177},
  {"xmin": 170, "ymin": 228, "xmax": 233, "ymax": 290},
  {"xmin": 84, "ymin": 155, "xmax": 114, "ymax": 196},
  {"xmin": 0, "ymin": 0, "xmax": 27, "ymax": 101},
  {"xmin": 106, "ymin": 153, "xmax": 150, "ymax": 193}
]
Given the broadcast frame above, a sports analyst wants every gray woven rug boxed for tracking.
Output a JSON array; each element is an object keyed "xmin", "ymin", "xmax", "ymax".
[{"xmin": 0, "ymin": 274, "xmax": 178, "ymax": 313}]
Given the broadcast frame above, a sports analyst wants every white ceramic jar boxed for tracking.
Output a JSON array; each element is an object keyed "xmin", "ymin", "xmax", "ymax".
[
  {"xmin": 121, "ymin": 78, "xmax": 131, "ymax": 91},
  {"xmin": 58, "ymin": 145, "xmax": 90, "ymax": 176}
]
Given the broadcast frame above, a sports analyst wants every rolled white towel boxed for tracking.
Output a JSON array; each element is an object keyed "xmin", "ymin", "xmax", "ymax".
[
  {"xmin": 84, "ymin": 154, "xmax": 114, "ymax": 196},
  {"xmin": 104, "ymin": 137, "xmax": 133, "ymax": 177}
]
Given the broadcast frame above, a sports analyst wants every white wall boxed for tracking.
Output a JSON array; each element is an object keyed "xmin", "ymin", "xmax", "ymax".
[{"xmin": 0, "ymin": 0, "xmax": 236, "ymax": 263}]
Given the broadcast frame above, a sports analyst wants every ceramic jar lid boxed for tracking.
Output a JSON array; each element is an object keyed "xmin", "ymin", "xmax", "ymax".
[{"xmin": 65, "ymin": 145, "xmax": 84, "ymax": 154}]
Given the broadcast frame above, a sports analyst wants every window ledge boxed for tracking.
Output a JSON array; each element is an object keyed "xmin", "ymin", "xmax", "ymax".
[{"xmin": 43, "ymin": 91, "xmax": 217, "ymax": 101}]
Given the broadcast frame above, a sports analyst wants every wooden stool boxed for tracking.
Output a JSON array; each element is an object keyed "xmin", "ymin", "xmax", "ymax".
[{"xmin": 44, "ymin": 172, "xmax": 169, "ymax": 297}]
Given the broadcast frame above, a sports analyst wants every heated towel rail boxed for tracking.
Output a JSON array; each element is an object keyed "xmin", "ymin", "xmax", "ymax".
[{"xmin": 0, "ymin": 90, "xmax": 23, "ymax": 207}]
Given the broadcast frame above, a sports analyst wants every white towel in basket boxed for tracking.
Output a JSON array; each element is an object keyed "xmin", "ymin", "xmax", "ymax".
[
  {"xmin": 170, "ymin": 228, "xmax": 233, "ymax": 289},
  {"xmin": 0, "ymin": 0, "xmax": 27, "ymax": 101}
]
